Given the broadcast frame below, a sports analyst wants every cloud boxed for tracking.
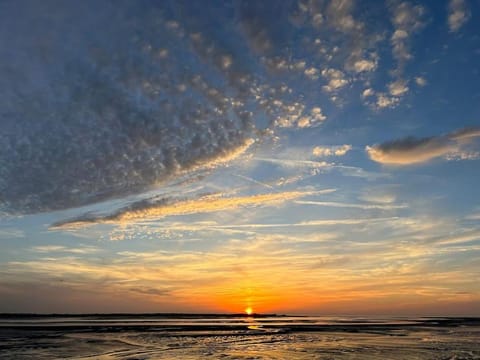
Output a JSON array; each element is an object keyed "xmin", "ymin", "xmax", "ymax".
[
  {"xmin": 374, "ymin": 1, "xmax": 425, "ymax": 108},
  {"xmin": 171, "ymin": 217, "xmax": 400, "ymax": 230},
  {"xmin": 322, "ymin": 68, "xmax": 349, "ymax": 93},
  {"xmin": 359, "ymin": 187, "xmax": 398, "ymax": 204},
  {"xmin": 466, "ymin": 213, "xmax": 480, "ymax": 221},
  {"xmin": 237, "ymin": 3, "xmax": 273, "ymax": 54},
  {"xmin": 375, "ymin": 93, "xmax": 400, "ymax": 109},
  {"xmin": 448, "ymin": 0, "xmax": 471, "ymax": 32},
  {"xmin": 31, "ymin": 245, "xmax": 99, "ymax": 254},
  {"xmin": 295, "ymin": 200, "xmax": 407, "ymax": 210},
  {"xmin": 304, "ymin": 67, "xmax": 320, "ymax": 80},
  {"xmin": 0, "ymin": 0, "xmax": 470, "ymax": 218},
  {"xmin": 415, "ymin": 77, "xmax": 427, "ymax": 87},
  {"xmin": 0, "ymin": 228, "xmax": 25, "ymax": 239},
  {"xmin": 253, "ymin": 156, "xmax": 384, "ymax": 180},
  {"xmin": 366, "ymin": 127, "xmax": 480, "ymax": 165},
  {"xmin": 325, "ymin": 0, "xmax": 363, "ymax": 33},
  {"xmin": 352, "ymin": 58, "xmax": 377, "ymax": 73},
  {"xmin": 313, "ymin": 145, "xmax": 352, "ymax": 157},
  {"xmin": 362, "ymin": 88, "xmax": 375, "ymax": 98},
  {"xmin": 388, "ymin": 79, "xmax": 409, "ymax": 96},
  {"xmin": 275, "ymin": 105, "xmax": 326, "ymax": 129},
  {"xmin": 430, "ymin": 229, "xmax": 480, "ymax": 246},
  {"xmin": 0, "ymin": 2, "xmax": 269, "ymax": 215},
  {"xmin": 390, "ymin": 1, "xmax": 425, "ymax": 70},
  {"xmin": 51, "ymin": 191, "xmax": 314, "ymax": 229},
  {"xmin": 253, "ymin": 157, "xmax": 333, "ymax": 170},
  {"xmin": 297, "ymin": 107, "xmax": 327, "ymax": 128}
]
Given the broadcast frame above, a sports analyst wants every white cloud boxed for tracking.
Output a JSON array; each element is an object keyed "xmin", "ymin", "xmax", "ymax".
[
  {"xmin": 415, "ymin": 77, "xmax": 427, "ymax": 86},
  {"xmin": 281, "ymin": 106, "xmax": 326, "ymax": 129},
  {"xmin": 32, "ymin": 245, "xmax": 99, "ymax": 254},
  {"xmin": 310, "ymin": 107, "xmax": 327, "ymax": 122},
  {"xmin": 388, "ymin": 79, "xmax": 409, "ymax": 96},
  {"xmin": 322, "ymin": 68, "xmax": 349, "ymax": 93},
  {"xmin": 390, "ymin": 1, "xmax": 425, "ymax": 53},
  {"xmin": 295, "ymin": 200, "xmax": 407, "ymax": 210},
  {"xmin": 273, "ymin": 101, "xmax": 306, "ymax": 128},
  {"xmin": 362, "ymin": 88, "xmax": 375, "ymax": 98},
  {"xmin": 313, "ymin": 145, "xmax": 352, "ymax": 157},
  {"xmin": 448, "ymin": 0, "xmax": 471, "ymax": 32},
  {"xmin": 304, "ymin": 67, "xmax": 319, "ymax": 80},
  {"xmin": 391, "ymin": 2, "xmax": 425, "ymax": 32},
  {"xmin": 391, "ymin": 29, "xmax": 409, "ymax": 42},
  {"xmin": 360, "ymin": 192, "xmax": 397, "ymax": 205},
  {"xmin": 352, "ymin": 58, "xmax": 377, "ymax": 73},
  {"xmin": 384, "ymin": 1, "xmax": 425, "ymax": 106},
  {"xmin": 376, "ymin": 93, "xmax": 399, "ymax": 109},
  {"xmin": 326, "ymin": 0, "xmax": 363, "ymax": 33},
  {"xmin": 312, "ymin": 13, "xmax": 324, "ymax": 27}
]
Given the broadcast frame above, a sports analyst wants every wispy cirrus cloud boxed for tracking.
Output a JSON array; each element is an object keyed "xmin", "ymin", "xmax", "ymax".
[
  {"xmin": 295, "ymin": 200, "xmax": 407, "ymax": 210},
  {"xmin": 366, "ymin": 127, "xmax": 480, "ymax": 165},
  {"xmin": 0, "ymin": 228, "xmax": 25, "ymax": 239},
  {"xmin": 31, "ymin": 245, "xmax": 99, "ymax": 254}
]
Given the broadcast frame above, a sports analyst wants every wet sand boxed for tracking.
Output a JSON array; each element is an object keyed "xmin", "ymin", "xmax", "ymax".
[{"xmin": 1, "ymin": 315, "xmax": 479, "ymax": 359}]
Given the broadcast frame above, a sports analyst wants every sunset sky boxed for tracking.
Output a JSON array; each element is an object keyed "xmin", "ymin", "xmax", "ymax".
[{"xmin": 1, "ymin": 0, "xmax": 479, "ymax": 315}]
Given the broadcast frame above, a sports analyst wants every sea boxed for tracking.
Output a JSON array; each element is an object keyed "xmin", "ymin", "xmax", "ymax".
[{"xmin": 0, "ymin": 314, "xmax": 479, "ymax": 359}]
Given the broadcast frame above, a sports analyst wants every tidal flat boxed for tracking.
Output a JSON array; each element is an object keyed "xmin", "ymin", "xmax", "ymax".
[{"xmin": 1, "ymin": 315, "xmax": 479, "ymax": 359}]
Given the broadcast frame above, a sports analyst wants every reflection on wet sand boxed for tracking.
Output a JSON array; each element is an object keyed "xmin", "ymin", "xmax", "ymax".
[{"xmin": 0, "ymin": 315, "xmax": 479, "ymax": 359}]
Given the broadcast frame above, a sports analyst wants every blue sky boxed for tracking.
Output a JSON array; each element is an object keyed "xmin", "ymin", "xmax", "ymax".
[{"xmin": 0, "ymin": 0, "xmax": 479, "ymax": 315}]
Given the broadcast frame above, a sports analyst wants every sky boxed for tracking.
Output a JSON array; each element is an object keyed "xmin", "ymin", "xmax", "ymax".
[{"xmin": 0, "ymin": 0, "xmax": 479, "ymax": 315}]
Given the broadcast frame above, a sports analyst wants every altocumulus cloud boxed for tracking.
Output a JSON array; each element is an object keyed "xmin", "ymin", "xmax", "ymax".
[
  {"xmin": 0, "ymin": 1, "xmax": 349, "ymax": 214},
  {"xmin": 448, "ymin": 0, "xmax": 471, "ymax": 32},
  {"xmin": 366, "ymin": 127, "xmax": 480, "ymax": 165},
  {"xmin": 0, "ymin": 1, "xmax": 261, "ymax": 214},
  {"xmin": 0, "ymin": 1, "xmax": 449, "ymax": 214}
]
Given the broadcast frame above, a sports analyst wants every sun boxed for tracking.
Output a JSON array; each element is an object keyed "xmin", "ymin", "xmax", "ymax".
[{"xmin": 245, "ymin": 307, "xmax": 253, "ymax": 316}]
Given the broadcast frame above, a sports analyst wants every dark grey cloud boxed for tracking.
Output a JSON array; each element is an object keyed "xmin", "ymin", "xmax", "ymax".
[
  {"xmin": 0, "ymin": 1, "xmax": 261, "ymax": 214},
  {"xmin": 0, "ymin": 0, "xmax": 341, "ymax": 215},
  {"xmin": 366, "ymin": 127, "xmax": 480, "ymax": 165},
  {"xmin": 0, "ymin": 0, "xmax": 427, "ymax": 214}
]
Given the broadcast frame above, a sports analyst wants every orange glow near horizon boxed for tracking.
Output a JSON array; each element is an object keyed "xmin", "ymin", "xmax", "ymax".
[{"xmin": 245, "ymin": 306, "xmax": 253, "ymax": 315}]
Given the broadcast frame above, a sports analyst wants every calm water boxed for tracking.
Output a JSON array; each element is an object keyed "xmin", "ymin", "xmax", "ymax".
[{"xmin": 1, "ymin": 314, "xmax": 479, "ymax": 359}]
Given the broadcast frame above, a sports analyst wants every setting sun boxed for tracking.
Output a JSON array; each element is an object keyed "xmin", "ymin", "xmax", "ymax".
[{"xmin": 245, "ymin": 307, "xmax": 253, "ymax": 316}]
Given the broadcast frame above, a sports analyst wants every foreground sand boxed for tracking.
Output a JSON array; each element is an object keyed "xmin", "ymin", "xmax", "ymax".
[{"xmin": 1, "ymin": 315, "xmax": 479, "ymax": 359}]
